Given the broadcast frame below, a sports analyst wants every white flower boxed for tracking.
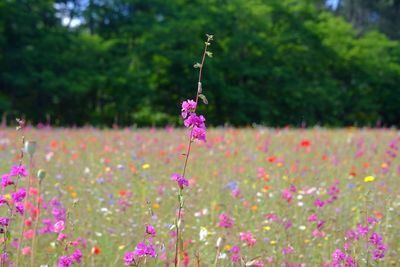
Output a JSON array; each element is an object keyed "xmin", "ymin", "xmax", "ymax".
[{"xmin": 199, "ymin": 227, "xmax": 208, "ymax": 241}]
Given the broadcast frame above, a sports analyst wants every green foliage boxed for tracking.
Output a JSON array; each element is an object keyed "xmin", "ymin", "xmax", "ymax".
[{"xmin": 0, "ymin": 0, "xmax": 399, "ymax": 127}]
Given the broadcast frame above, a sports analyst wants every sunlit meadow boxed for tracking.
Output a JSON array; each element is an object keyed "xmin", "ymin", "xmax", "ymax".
[{"xmin": 0, "ymin": 126, "xmax": 399, "ymax": 266}]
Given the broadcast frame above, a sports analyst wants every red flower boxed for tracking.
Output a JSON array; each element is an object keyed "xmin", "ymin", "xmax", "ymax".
[
  {"xmin": 91, "ymin": 246, "xmax": 101, "ymax": 255},
  {"xmin": 300, "ymin": 139, "xmax": 311, "ymax": 147}
]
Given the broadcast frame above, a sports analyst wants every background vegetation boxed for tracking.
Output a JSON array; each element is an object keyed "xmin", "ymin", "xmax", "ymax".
[{"xmin": 1, "ymin": 0, "xmax": 400, "ymax": 127}]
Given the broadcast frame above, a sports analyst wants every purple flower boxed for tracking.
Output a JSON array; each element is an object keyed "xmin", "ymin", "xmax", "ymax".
[
  {"xmin": 356, "ymin": 224, "xmax": 369, "ymax": 237},
  {"xmin": 332, "ymin": 249, "xmax": 345, "ymax": 265},
  {"xmin": 372, "ymin": 247, "xmax": 386, "ymax": 260},
  {"xmin": 52, "ymin": 207, "xmax": 67, "ymax": 221},
  {"xmin": 314, "ymin": 198, "xmax": 325, "ymax": 208},
  {"xmin": 283, "ymin": 219, "xmax": 293, "ymax": 229},
  {"xmin": 192, "ymin": 126, "xmax": 206, "ymax": 142},
  {"xmin": 328, "ymin": 185, "xmax": 340, "ymax": 196},
  {"xmin": 369, "ymin": 232, "xmax": 386, "ymax": 260},
  {"xmin": 15, "ymin": 202, "xmax": 24, "ymax": 215},
  {"xmin": 367, "ymin": 217, "xmax": 378, "ymax": 225},
  {"xmin": 289, "ymin": 184, "xmax": 297, "ymax": 192},
  {"xmin": 11, "ymin": 188, "xmax": 26, "ymax": 202},
  {"xmin": 1, "ymin": 174, "xmax": 13, "ymax": 189},
  {"xmin": 282, "ymin": 244, "xmax": 294, "ymax": 255},
  {"xmin": 10, "ymin": 164, "xmax": 28, "ymax": 177},
  {"xmin": 146, "ymin": 224, "xmax": 156, "ymax": 236},
  {"xmin": 134, "ymin": 242, "xmax": 147, "ymax": 257},
  {"xmin": 1, "ymin": 252, "xmax": 8, "ymax": 262},
  {"xmin": 345, "ymin": 230, "xmax": 358, "ymax": 241},
  {"xmin": 230, "ymin": 246, "xmax": 240, "ymax": 254},
  {"xmin": 281, "ymin": 189, "xmax": 292, "ymax": 204},
  {"xmin": 145, "ymin": 244, "xmax": 156, "ymax": 258},
  {"xmin": 133, "ymin": 242, "xmax": 156, "ymax": 258},
  {"xmin": 0, "ymin": 195, "xmax": 7, "ymax": 206},
  {"xmin": 231, "ymin": 254, "xmax": 240, "ymax": 263},
  {"xmin": 345, "ymin": 255, "xmax": 357, "ymax": 267},
  {"xmin": 0, "ymin": 217, "xmax": 11, "ymax": 226},
  {"xmin": 171, "ymin": 174, "xmax": 189, "ymax": 189},
  {"xmin": 184, "ymin": 113, "xmax": 205, "ymax": 128},
  {"xmin": 218, "ymin": 213, "xmax": 234, "ymax": 229},
  {"xmin": 181, "ymin": 100, "xmax": 197, "ymax": 118},
  {"xmin": 72, "ymin": 249, "xmax": 82, "ymax": 263},
  {"xmin": 50, "ymin": 198, "xmax": 62, "ymax": 207},
  {"xmin": 369, "ymin": 232, "xmax": 383, "ymax": 246},
  {"xmin": 124, "ymin": 251, "xmax": 135, "ymax": 265},
  {"xmin": 57, "ymin": 255, "xmax": 74, "ymax": 267},
  {"xmin": 317, "ymin": 220, "xmax": 326, "ymax": 230}
]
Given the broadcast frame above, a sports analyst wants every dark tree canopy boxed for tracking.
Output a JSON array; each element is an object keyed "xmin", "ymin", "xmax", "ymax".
[{"xmin": 1, "ymin": 0, "xmax": 400, "ymax": 127}]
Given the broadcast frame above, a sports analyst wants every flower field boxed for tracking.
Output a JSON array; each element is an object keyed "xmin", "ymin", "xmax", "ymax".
[{"xmin": 0, "ymin": 127, "xmax": 399, "ymax": 266}]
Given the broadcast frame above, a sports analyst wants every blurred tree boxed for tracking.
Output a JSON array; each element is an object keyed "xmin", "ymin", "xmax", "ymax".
[{"xmin": 334, "ymin": 0, "xmax": 400, "ymax": 39}]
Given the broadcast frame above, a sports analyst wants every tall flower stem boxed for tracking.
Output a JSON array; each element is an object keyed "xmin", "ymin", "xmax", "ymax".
[
  {"xmin": 174, "ymin": 35, "xmax": 213, "ymax": 267},
  {"xmin": 15, "ymin": 154, "xmax": 34, "ymax": 266},
  {"xmin": 30, "ymin": 177, "xmax": 42, "ymax": 267},
  {"xmin": 1, "ymin": 122, "xmax": 25, "ymax": 267}
]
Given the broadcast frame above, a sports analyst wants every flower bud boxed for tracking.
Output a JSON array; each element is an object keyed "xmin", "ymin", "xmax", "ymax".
[
  {"xmin": 37, "ymin": 169, "xmax": 46, "ymax": 180},
  {"xmin": 24, "ymin": 141, "xmax": 37, "ymax": 156},
  {"xmin": 216, "ymin": 237, "xmax": 223, "ymax": 248}
]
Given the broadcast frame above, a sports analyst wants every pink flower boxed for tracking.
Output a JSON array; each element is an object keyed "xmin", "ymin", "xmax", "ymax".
[
  {"xmin": 0, "ymin": 217, "xmax": 11, "ymax": 227},
  {"xmin": 218, "ymin": 213, "xmax": 234, "ymax": 228},
  {"xmin": 240, "ymin": 231, "xmax": 256, "ymax": 246},
  {"xmin": 314, "ymin": 198, "xmax": 325, "ymax": 208},
  {"xmin": 230, "ymin": 246, "xmax": 240, "ymax": 254},
  {"xmin": 146, "ymin": 224, "xmax": 156, "ymax": 236},
  {"xmin": 282, "ymin": 244, "xmax": 294, "ymax": 255},
  {"xmin": 23, "ymin": 229, "xmax": 34, "ymax": 239},
  {"xmin": 10, "ymin": 164, "xmax": 28, "ymax": 177},
  {"xmin": 72, "ymin": 249, "xmax": 82, "ymax": 263},
  {"xmin": 192, "ymin": 126, "xmax": 206, "ymax": 142},
  {"xmin": 16, "ymin": 202, "xmax": 24, "ymax": 215},
  {"xmin": 57, "ymin": 233, "xmax": 67, "ymax": 241},
  {"xmin": 231, "ymin": 254, "xmax": 240, "ymax": 263},
  {"xmin": 184, "ymin": 113, "xmax": 205, "ymax": 128},
  {"xmin": 171, "ymin": 174, "xmax": 189, "ymax": 189},
  {"xmin": 11, "ymin": 188, "xmax": 26, "ymax": 202},
  {"xmin": 1, "ymin": 174, "xmax": 14, "ymax": 189},
  {"xmin": 181, "ymin": 100, "xmax": 197, "ymax": 118},
  {"xmin": 307, "ymin": 213, "xmax": 318, "ymax": 222},
  {"xmin": 356, "ymin": 224, "xmax": 368, "ymax": 237},
  {"xmin": 22, "ymin": 247, "xmax": 31, "ymax": 256},
  {"xmin": 54, "ymin": 221, "xmax": 65, "ymax": 233},
  {"xmin": 281, "ymin": 189, "xmax": 292, "ymax": 204}
]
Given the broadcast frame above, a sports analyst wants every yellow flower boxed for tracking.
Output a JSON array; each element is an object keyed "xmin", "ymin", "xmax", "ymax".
[
  {"xmin": 142, "ymin": 164, "xmax": 150, "ymax": 169},
  {"xmin": 224, "ymin": 244, "xmax": 231, "ymax": 251},
  {"xmin": 118, "ymin": 245, "xmax": 125, "ymax": 250},
  {"xmin": 270, "ymin": 240, "xmax": 277, "ymax": 245},
  {"xmin": 364, "ymin": 176, "xmax": 375, "ymax": 183}
]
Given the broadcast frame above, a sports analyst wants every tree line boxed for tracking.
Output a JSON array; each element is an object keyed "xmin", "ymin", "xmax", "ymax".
[{"xmin": 1, "ymin": 0, "xmax": 400, "ymax": 127}]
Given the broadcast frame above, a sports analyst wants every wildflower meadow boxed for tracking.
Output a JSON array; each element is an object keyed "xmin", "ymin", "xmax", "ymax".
[{"xmin": 1, "ymin": 124, "xmax": 400, "ymax": 266}]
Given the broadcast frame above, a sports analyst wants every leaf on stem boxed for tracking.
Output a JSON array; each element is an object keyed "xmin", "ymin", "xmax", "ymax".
[{"xmin": 199, "ymin": 94, "xmax": 208, "ymax": 105}]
